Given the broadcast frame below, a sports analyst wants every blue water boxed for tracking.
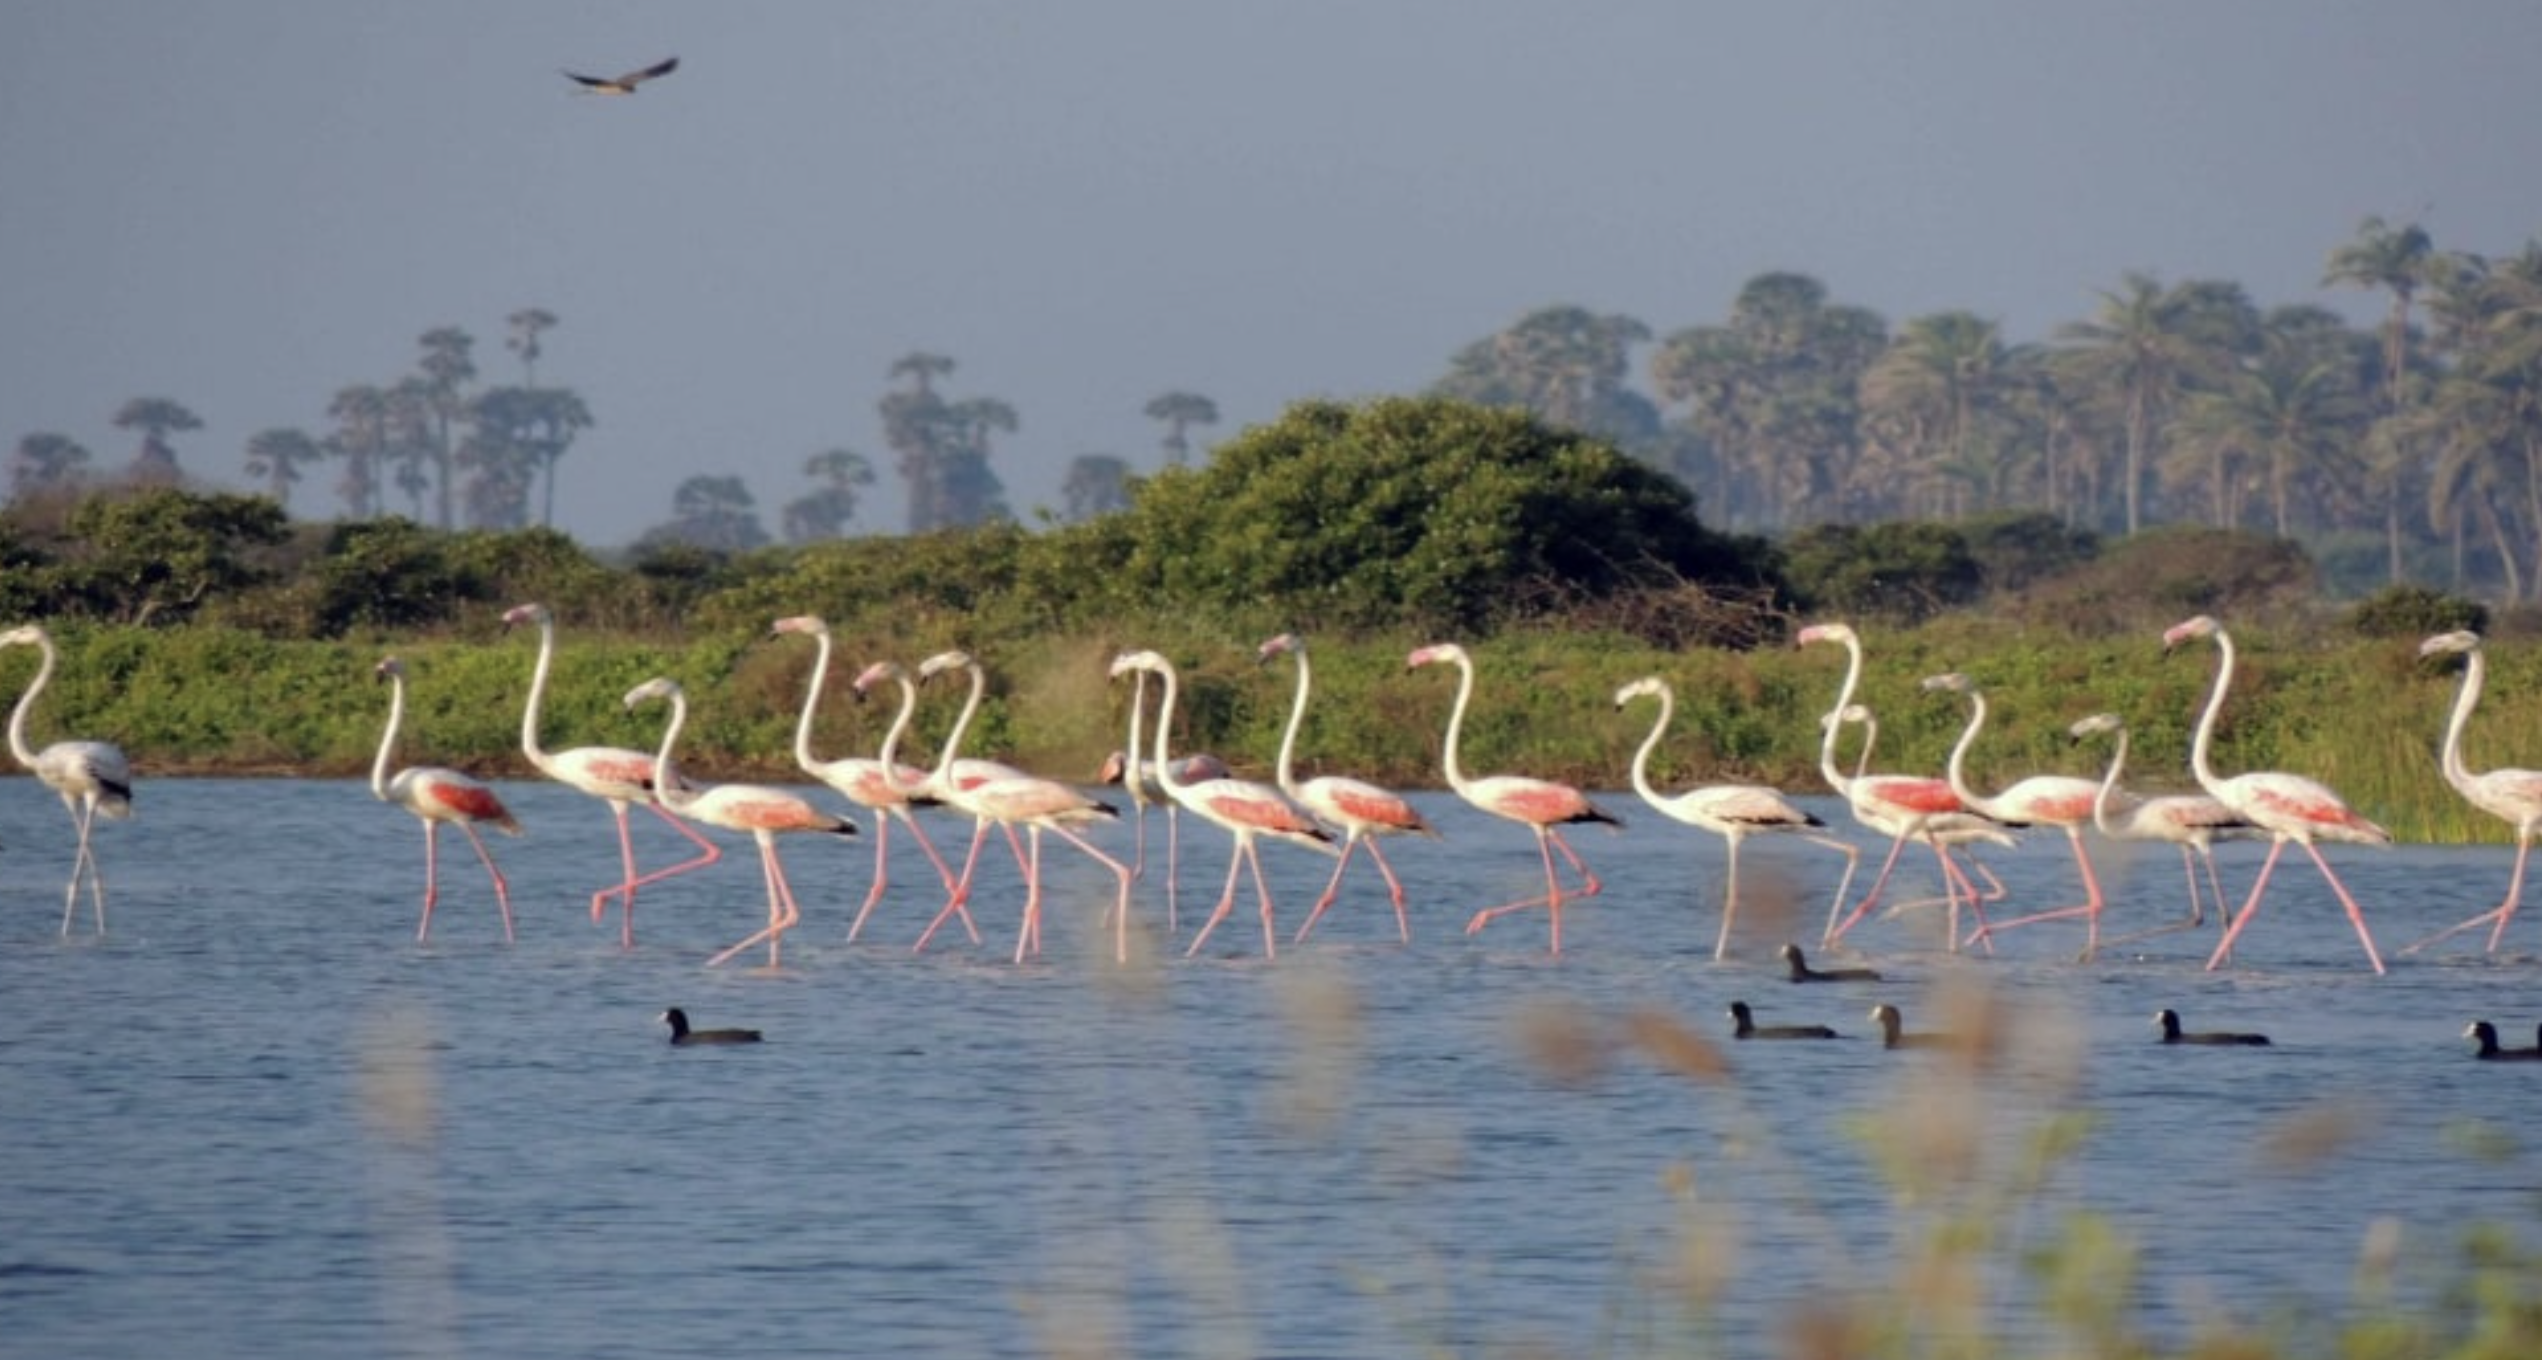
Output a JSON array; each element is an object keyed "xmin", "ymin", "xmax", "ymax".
[{"xmin": 3, "ymin": 776, "xmax": 2538, "ymax": 1358}]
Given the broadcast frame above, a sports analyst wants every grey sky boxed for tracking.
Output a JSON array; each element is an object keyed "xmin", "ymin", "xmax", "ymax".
[{"xmin": 6, "ymin": 3, "xmax": 2538, "ymax": 546}]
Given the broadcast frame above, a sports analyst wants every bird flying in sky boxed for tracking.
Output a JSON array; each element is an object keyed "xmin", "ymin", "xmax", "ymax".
[{"xmin": 562, "ymin": 56, "xmax": 678, "ymax": 95}]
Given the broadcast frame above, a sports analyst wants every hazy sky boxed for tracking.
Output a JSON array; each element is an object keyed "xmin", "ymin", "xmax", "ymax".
[{"xmin": 6, "ymin": 3, "xmax": 2540, "ymax": 546}]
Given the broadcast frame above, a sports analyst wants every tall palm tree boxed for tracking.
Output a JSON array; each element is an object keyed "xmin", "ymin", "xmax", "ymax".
[
  {"xmin": 411, "ymin": 327, "xmax": 478, "ymax": 528},
  {"xmin": 881, "ymin": 352, "xmax": 957, "ymax": 533},
  {"xmin": 1060, "ymin": 453, "xmax": 1133, "ymax": 520},
  {"xmin": 1436, "ymin": 305, "xmax": 1660, "ymax": 446},
  {"xmin": 1859, "ymin": 311, "xmax": 2016, "ymax": 517},
  {"xmin": 2170, "ymin": 336, "xmax": 2366, "ymax": 536},
  {"xmin": 112, "ymin": 396, "xmax": 202, "ymax": 485},
  {"xmin": 2323, "ymin": 217, "xmax": 2435, "ymax": 580},
  {"xmin": 780, "ymin": 447, "xmax": 876, "ymax": 541},
  {"xmin": 468, "ymin": 385, "xmax": 593, "ymax": 528},
  {"xmin": 1651, "ymin": 273, "xmax": 1884, "ymax": 528},
  {"xmin": 242, "ymin": 427, "xmax": 326, "ymax": 510},
  {"xmin": 2054, "ymin": 274, "xmax": 2255, "ymax": 534},
  {"xmin": 505, "ymin": 308, "xmax": 559, "ymax": 386},
  {"xmin": 639, "ymin": 474, "xmax": 768, "ymax": 552},
  {"xmin": 1143, "ymin": 391, "xmax": 1219, "ymax": 467}
]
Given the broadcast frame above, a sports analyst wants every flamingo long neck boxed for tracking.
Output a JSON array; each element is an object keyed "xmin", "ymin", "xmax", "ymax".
[
  {"xmin": 927, "ymin": 663, "xmax": 986, "ymax": 789},
  {"xmin": 1119, "ymin": 669, "xmax": 1152, "ymax": 807},
  {"xmin": 2090, "ymin": 727, "xmax": 2130, "ymax": 837},
  {"xmin": 877, "ymin": 671, "xmax": 922, "ymax": 772},
  {"xmin": 1812, "ymin": 633, "xmax": 1867, "ymax": 796},
  {"xmin": 372, "ymin": 670, "xmax": 405, "ymax": 802},
  {"xmin": 2440, "ymin": 646, "xmax": 2485, "ymax": 794},
  {"xmin": 1943, "ymin": 689, "xmax": 1992, "ymax": 809},
  {"xmin": 1437, "ymin": 651, "xmax": 1477, "ymax": 795},
  {"xmin": 1626, "ymin": 688, "xmax": 1672, "ymax": 808},
  {"xmin": 1145, "ymin": 659, "xmax": 1194, "ymax": 798},
  {"xmin": 789, "ymin": 626, "xmax": 833, "ymax": 774},
  {"xmin": 518, "ymin": 613, "xmax": 556, "ymax": 768},
  {"xmin": 648, "ymin": 688, "xmax": 694, "ymax": 815},
  {"xmin": 1272, "ymin": 645, "xmax": 1311, "ymax": 798},
  {"xmin": 6, "ymin": 632, "xmax": 53, "ymax": 768},
  {"xmin": 2186, "ymin": 627, "xmax": 2236, "ymax": 796}
]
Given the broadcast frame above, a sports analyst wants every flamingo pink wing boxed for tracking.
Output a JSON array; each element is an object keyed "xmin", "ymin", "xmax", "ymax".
[{"xmin": 424, "ymin": 777, "xmax": 516, "ymax": 828}]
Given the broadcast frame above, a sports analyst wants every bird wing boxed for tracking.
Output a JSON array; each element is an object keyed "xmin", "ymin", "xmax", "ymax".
[{"xmin": 627, "ymin": 55, "xmax": 679, "ymax": 83}]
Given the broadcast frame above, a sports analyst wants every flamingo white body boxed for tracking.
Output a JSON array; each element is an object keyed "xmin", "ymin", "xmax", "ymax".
[
  {"xmin": 1407, "ymin": 642, "xmax": 1618, "ymax": 956},
  {"xmin": 623, "ymin": 677, "xmax": 857, "ymax": 969},
  {"xmin": 1923, "ymin": 672, "xmax": 2115, "ymax": 957},
  {"xmin": 504, "ymin": 602, "xmax": 721, "ymax": 946},
  {"xmin": 0, "ymin": 624, "xmax": 132, "ymax": 934},
  {"xmin": 1111, "ymin": 650, "xmax": 1336, "ymax": 959},
  {"xmin": 2163, "ymin": 615, "xmax": 2391, "ymax": 974},
  {"xmin": 1797, "ymin": 622, "xmax": 1999, "ymax": 950},
  {"xmin": 1261, "ymin": 632, "xmax": 1437, "ymax": 944},
  {"xmin": 2067, "ymin": 712, "xmax": 2262, "ymax": 946},
  {"xmin": 1614, "ymin": 676, "xmax": 1858, "ymax": 960},
  {"xmin": 910, "ymin": 651, "xmax": 1130, "ymax": 963},
  {"xmin": 371, "ymin": 657, "xmax": 520, "ymax": 943},
  {"xmin": 2404, "ymin": 631, "xmax": 2542, "ymax": 954},
  {"xmin": 1096, "ymin": 662, "xmax": 1230, "ymax": 931},
  {"xmin": 771, "ymin": 618, "xmax": 963, "ymax": 944}
]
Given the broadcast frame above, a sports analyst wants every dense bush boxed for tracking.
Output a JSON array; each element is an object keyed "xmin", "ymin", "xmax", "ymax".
[
  {"xmin": 1782, "ymin": 521, "xmax": 1983, "ymax": 623},
  {"xmin": 2346, "ymin": 584, "xmax": 2488, "ymax": 639}
]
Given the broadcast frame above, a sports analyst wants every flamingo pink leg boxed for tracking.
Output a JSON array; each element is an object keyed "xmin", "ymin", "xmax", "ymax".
[
  {"xmin": 848, "ymin": 808, "xmax": 965, "ymax": 943},
  {"xmin": 1962, "ymin": 828, "xmax": 2108, "ymax": 956},
  {"xmin": 586, "ymin": 800, "xmax": 725, "ymax": 949},
  {"xmin": 705, "ymin": 835, "xmax": 805, "ymax": 969},
  {"xmin": 417, "ymin": 821, "xmax": 516, "ymax": 944},
  {"xmin": 1187, "ymin": 845, "xmax": 1275, "ymax": 960},
  {"xmin": 2404, "ymin": 836, "xmax": 2534, "ymax": 955},
  {"xmin": 2204, "ymin": 840, "xmax": 2386, "ymax": 975},
  {"xmin": 1462, "ymin": 828, "xmax": 1601, "ymax": 956}
]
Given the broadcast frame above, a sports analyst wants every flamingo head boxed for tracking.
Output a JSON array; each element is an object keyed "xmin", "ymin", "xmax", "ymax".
[
  {"xmin": 2068, "ymin": 712, "xmax": 2124, "ymax": 742},
  {"xmin": 1107, "ymin": 650, "xmax": 1169, "ymax": 681},
  {"xmin": 850, "ymin": 660, "xmax": 902, "ymax": 695},
  {"xmin": 374, "ymin": 656, "xmax": 406, "ymax": 683},
  {"xmin": 771, "ymin": 615, "xmax": 828, "ymax": 639},
  {"xmin": 0, "ymin": 624, "xmax": 50, "ymax": 648},
  {"xmin": 917, "ymin": 650, "xmax": 974, "ymax": 683},
  {"xmin": 1795, "ymin": 622, "xmax": 1855, "ymax": 649},
  {"xmin": 1256, "ymin": 632, "xmax": 1301, "ymax": 664},
  {"xmin": 2161, "ymin": 615, "xmax": 2221, "ymax": 652},
  {"xmin": 1406, "ymin": 642, "xmax": 1465, "ymax": 671},
  {"xmin": 1611, "ymin": 676, "xmax": 1666, "ymax": 709},
  {"xmin": 1920, "ymin": 672, "xmax": 1975, "ymax": 695},
  {"xmin": 623, "ymin": 676, "xmax": 682, "ymax": 710},
  {"xmin": 1095, "ymin": 750, "xmax": 1129, "ymax": 785},
  {"xmin": 2419, "ymin": 630, "xmax": 2482, "ymax": 660},
  {"xmin": 500, "ymin": 602, "xmax": 549, "ymax": 629}
]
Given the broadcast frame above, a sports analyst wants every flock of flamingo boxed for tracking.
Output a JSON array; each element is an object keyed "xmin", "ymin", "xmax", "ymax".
[{"xmin": 3, "ymin": 609, "xmax": 2537, "ymax": 976}]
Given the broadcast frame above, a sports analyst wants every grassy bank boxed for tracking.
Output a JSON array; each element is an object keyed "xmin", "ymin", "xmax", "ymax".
[{"xmin": 3, "ymin": 611, "xmax": 2532, "ymax": 845}]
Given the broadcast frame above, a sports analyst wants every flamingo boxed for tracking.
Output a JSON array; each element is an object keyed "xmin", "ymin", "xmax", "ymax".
[
  {"xmin": 370, "ymin": 657, "xmax": 520, "ymax": 943},
  {"xmin": 1796, "ymin": 622, "xmax": 1999, "ymax": 950},
  {"xmin": 622, "ymin": 677, "xmax": 857, "ymax": 969},
  {"xmin": 2066, "ymin": 713, "xmax": 2262, "ymax": 946},
  {"xmin": 1613, "ymin": 675, "xmax": 1855, "ymax": 960},
  {"xmin": 2404, "ymin": 631, "xmax": 2542, "ymax": 955},
  {"xmin": 770, "ymin": 619, "xmax": 965, "ymax": 944},
  {"xmin": 909, "ymin": 651, "xmax": 1132, "ymax": 963},
  {"xmin": 503, "ymin": 602, "xmax": 721, "ymax": 947},
  {"xmin": 1095, "ymin": 663, "xmax": 1229, "ymax": 931},
  {"xmin": 0, "ymin": 624, "xmax": 131, "ymax": 935},
  {"xmin": 1922, "ymin": 672, "xmax": 2114, "ymax": 957},
  {"xmin": 1109, "ymin": 650, "xmax": 1336, "ymax": 959},
  {"xmin": 2163, "ymin": 615, "xmax": 2391, "ymax": 974},
  {"xmin": 1260, "ymin": 632, "xmax": 1437, "ymax": 944},
  {"xmin": 1406, "ymin": 642, "xmax": 1620, "ymax": 956},
  {"xmin": 1822, "ymin": 703, "xmax": 2011, "ymax": 938}
]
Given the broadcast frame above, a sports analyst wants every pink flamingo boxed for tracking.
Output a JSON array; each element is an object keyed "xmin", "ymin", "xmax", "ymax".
[
  {"xmin": 1095, "ymin": 663, "xmax": 1229, "ymax": 931},
  {"xmin": 1110, "ymin": 650, "xmax": 1336, "ymax": 959},
  {"xmin": 0, "ymin": 624, "xmax": 132, "ymax": 935},
  {"xmin": 622, "ymin": 677, "xmax": 856, "ymax": 969},
  {"xmin": 1260, "ymin": 632, "xmax": 1438, "ymax": 944},
  {"xmin": 2404, "ymin": 631, "xmax": 2542, "ymax": 954},
  {"xmin": 1826, "ymin": 703, "xmax": 2012, "ymax": 934},
  {"xmin": 909, "ymin": 651, "xmax": 1132, "ymax": 962},
  {"xmin": 1921, "ymin": 672, "xmax": 2114, "ymax": 957},
  {"xmin": 1615, "ymin": 675, "xmax": 1856, "ymax": 960},
  {"xmin": 1797, "ymin": 623, "xmax": 1997, "ymax": 950},
  {"xmin": 1406, "ymin": 642, "xmax": 1619, "ymax": 956},
  {"xmin": 370, "ymin": 657, "xmax": 520, "ymax": 943},
  {"xmin": 770, "ymin": 618, "xmax": 965, "ymax": 944},
  {"xmin": 2066, "ymin": 712, "xmax": 2262, "ymax": 945},
  {"xmin": 504, "ymin": 602, "xmax": 721, "ymax": 946},
  {"xmin": 2164, "ymin": 615, "xmax": 2391, "ymax": 974}
]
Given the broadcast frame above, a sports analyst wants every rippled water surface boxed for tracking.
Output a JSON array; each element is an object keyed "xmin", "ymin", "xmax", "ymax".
[{"xmin": 4, "ymin": 776, "xmax": 2538, "ymax": 1358}]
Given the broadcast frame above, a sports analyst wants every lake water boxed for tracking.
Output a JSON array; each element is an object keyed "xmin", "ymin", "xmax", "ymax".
[{"xmin": 3, "ymin": 776, "xmax": 2537, "ymax": 1358}]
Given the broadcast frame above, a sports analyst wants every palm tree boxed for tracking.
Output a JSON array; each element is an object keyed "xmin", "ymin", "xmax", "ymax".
[
  {"xmin": 242, "ymin": 427, "xmax": 326, "ymax": 510},
  {"xmin": 1143, "ymin": 391, "xmax": 1220, "ymax": 467},
  {"xmin": 1859, "ymin": 311, "xmax": 2016, "ymax": 517},
  {"xmin": 1435, "ymin": 305, "xmax": 1660, "ymax": 447},
  {"xmin": 9, "ymin": 432, "xmax": 91, "ymax": 499},
  {"xmin": 638, "ymin": 475, "xmax": 768, "ymax": 552},
  {"xmin": 2170, "ymin": 336, "xmax": 2366, "ymax": 536},
  {"xmin": 505, "ymin": 308, "xmax": 559, "ymax": 386},
  {"xmin": 411, "ymin": 327, "xmax": 478, "ymax": 527},
  {"xmin": 2054, "ymin": 274, "xmax": 2256, "ymax": 534},
  {"xmin": 325, "ymin": 384, "xmax": 394, "ymax": 517},
  {"xmin": 780, "ymin": 447, "xmax": 876, "ymax": 541},
  {"xmin": 469, "ymin": 385, "xmax": 593, "ymax": 528},
  {"xmin": 2323, "ymin": 217, "xmax": 2435, "ymax": 581},
  {"xmin": 112, "ymin": 396, "xmax": 203, "ymax": 485},
  {"xmin": 1060, "ymin": 453, "xmax": 1134, "ymax": 520},
  {"xmin": 937, "ymin": 397, "xmax": 1016, "ymax": 527},
  {"xmin": 880, "ymin": 352, "xmax": 957, "ymax": 533}
]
